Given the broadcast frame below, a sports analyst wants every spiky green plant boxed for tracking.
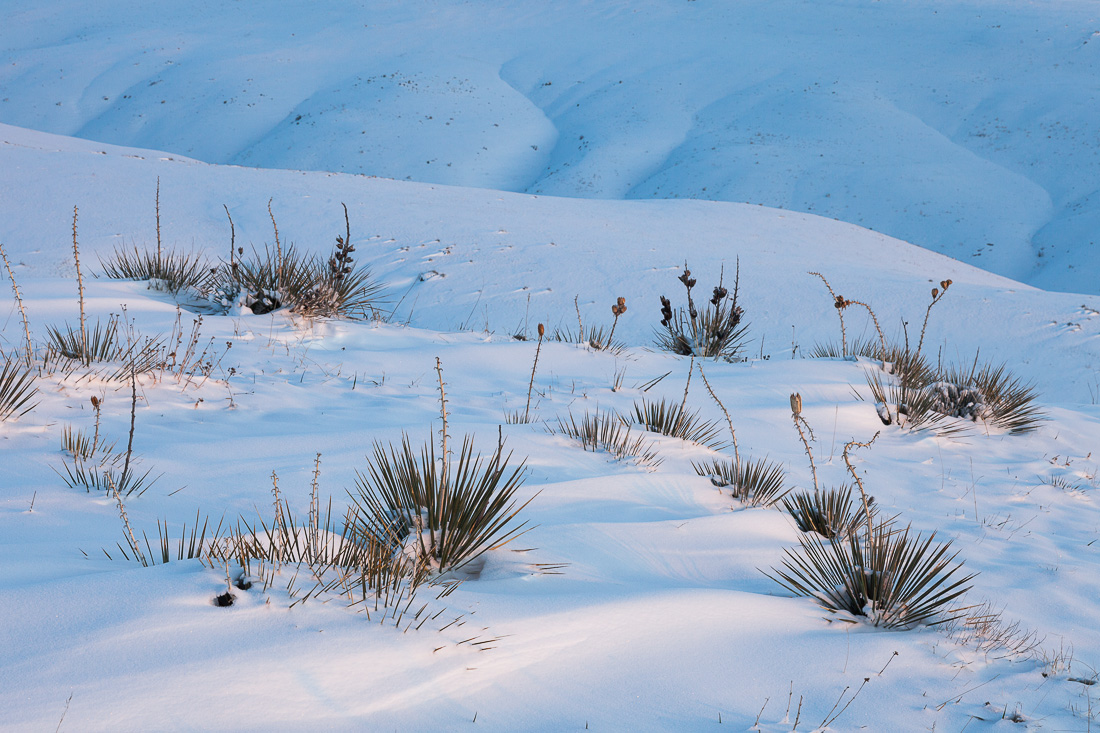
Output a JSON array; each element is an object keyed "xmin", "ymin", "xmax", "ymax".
[
  {"xmin": 693, "ymin": 457, "xmax": 788, "ymax": 507},
  {"xmin": 765, "ymin": 520, "xmax": 976, "ymax": 628},
  {"xmin": 552, "ymin": 324, "xmax": 625, "ymax": 355},
  {"xmin": 100, "ymin": 246, "xmax": 213, "ymax": 295},
  {"xmin": 0, "ymin": 357, "xmax": 38, "ymax": 421},
  {"xmin": 350, "ymin": 435, "xmax": 533, "ymax": 574},
  {"xmin": 551, "ymin": 411, "xmax": 663, "ymax": 468},
  {"xmin": 631, "ymin": 397, "xmax": 726, "ymax": 450},
  {"xmin": 781, "ymin": 485, "xmax": 862, "ymax": 539}
]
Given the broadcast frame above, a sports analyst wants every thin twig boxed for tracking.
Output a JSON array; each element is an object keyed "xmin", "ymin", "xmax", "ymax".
[
  {"xmin": 123, "ymin": 363, "xmax": 138, "ymax": 480},
  {"xmin": 524, "ymin": 324, "xmax": 545, "ymax": 422},
  {"xmin": 0, "ymin": 241, "xmax": 33, "ymax": 367},
  {"xmin": 698, "ymin": 361, "xmax": 739, "ymax": 469},
  {"xmin": 71, "ymin": 206, "xmax": 87, "ymax": 364},
  {"xmin": 106, "ymin": 472, "xmax": 145, "ymax": 565},
  {"xmin": 790, "ymin": 393, "xmax": 819, "ymax": 492},
  {"xmin": 809, "ymin": 271, "xmax": 846, "ymax": 356},
  {"xmin": 155, "ymin": 177, "xmax": 162, "ymax": 261},
  {"xmin": 843, "ymin": 432, "xmax": 881, "ymax": 543}
]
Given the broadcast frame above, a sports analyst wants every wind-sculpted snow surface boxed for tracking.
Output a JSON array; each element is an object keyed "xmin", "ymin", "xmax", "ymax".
[{"xmin": 2, "ymin": 0, "xmax": 1099, "ymax": 290}]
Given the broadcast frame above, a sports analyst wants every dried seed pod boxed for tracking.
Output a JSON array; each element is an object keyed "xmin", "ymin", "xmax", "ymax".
[
  {"xmin": 617, "ymin": 296, "xmax": 626, "ymax": 307},
  {"xmin": 790, "ymin": 392, "xmax": 802, "ymax": 416},
  {"xmin": 90, "ymin": 395, "xmax": 100, "ymax": 409},
  {"xmin": 931, "ymin": 287, "xmax": 939, "ymax": 299},
  {"xmin": 537, "ymin": 323, "xmax": 545, "ymax": 338}
]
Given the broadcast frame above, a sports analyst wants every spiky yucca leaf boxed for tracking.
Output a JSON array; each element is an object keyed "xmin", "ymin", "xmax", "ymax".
[
  {"xmin": 693, "ymin": 457, "xmax": 788, "ymax": 507},
  {"xmin": 631, "ymin": 397, "xmax": 726, "ymax": 451},
  {"xmin": 781, "ymin": 485, "xmax": 861, "ymax": 539},
  {"xmin": 0, "ymin": 357, "xmax": 38, "ymax": 421},
  {"xmin": 766, "ymin": 521, "xmax": 976, "ymax": 628},
  {"xmin": 351, "ymin": 435, "xmax": 533, "ymax": 573}
]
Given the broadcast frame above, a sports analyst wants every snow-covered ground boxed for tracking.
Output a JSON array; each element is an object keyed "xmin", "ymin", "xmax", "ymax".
[{"xmin": 2, "ymin": 1, "xmax": 1100, "ymax": 730}]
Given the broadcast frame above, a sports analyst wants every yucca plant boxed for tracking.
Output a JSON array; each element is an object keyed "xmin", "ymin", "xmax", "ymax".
[
  {"xmin": 350, "ymin": 435, "xmax": 533, "ymax": 574},
  {"xmin": 551, "ymin": 410, "xmax": 663, "ymax": 468},
  {"xmin": 100, "ymin": 246, "xmax": 212, "ymax": 295},
  {"xmin": 781, "ymin": 485, "xmax": 862, "ymax": 539},
  {"xmin": 631, "ymin": 397, "xmax": 726, "ymax": 450},
  {"xmin": 56, "ymin": 461, "xmax": 158, "ymax": 497},
  {"xmin": 0, "ymin": 357, "xmax": 38, "ymax": 421},
  {"xmin": 44, "ymin": 315, "xmax": 163, "ymax": 377},
  {"xmin": 766, "ymin": 520, "xmax": 976, "ymax": 629},
  {"xmin": 935, "ymin": 362, "xmax": 1045, "ymax": 434},
  {"xmin": 210, "ymin": 210, "xmax": 384, "ymax": 320},
  {"xmin": 655, "ymin": 263, "xmax": 748, "ymax": 361},
  {"xmin": 693, "ymin": 457, "xmax": 788, "ymax": 507}
]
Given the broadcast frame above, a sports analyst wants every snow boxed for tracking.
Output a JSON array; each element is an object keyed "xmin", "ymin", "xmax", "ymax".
[{"xmin": 2, "ymin": 1, "xmax": 1100, "ymax": 730}]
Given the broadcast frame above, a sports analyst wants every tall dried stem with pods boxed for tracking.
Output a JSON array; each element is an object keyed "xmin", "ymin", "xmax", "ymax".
[
  {"xmin": 0, "ymin": 242, "xmax": 33, "ymax": 367},
  {"xmin": 843, "ymin": 432, "xmax": 880, "ymax": 544},
  {"xmin": 524, "ymin": 323, "xmax": 545, "ymax": 423},
  {"xmin": 916, "ymin": 279, "xmax": 952, "ymax": 359},
  {"xmin": 790, "ymin": 393, "xmax": 819, "ymax": 492},
  {"xmin": 675, "ymin": 354, "xmax": 695, "ymax": 435},
  {"xmin": 607, "ymin": 297, "xmax": 627, "ymax": 344},
  {"xmin": 71, "ymin": 206, "xmax": 88, "ymax": 365},
  {"xmin": 698, "ymin": 362, "xmax": 739, "ymax": 470},
  {"xmin": 809, "ymin": 271, "xmax": 846, "ymax": 356},
  {"xmin": 834, "ymin": 295, "xmax": 886, "ymax": 367}
]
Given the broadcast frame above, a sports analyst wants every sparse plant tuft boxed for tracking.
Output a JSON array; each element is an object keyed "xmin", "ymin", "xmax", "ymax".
[
  {"xmin": 694, "ymin": 457, "xmax": 788, "ymax": 507},
  {"xmin": 630, "ymin": 397, "xmax": 726, "ymax": 450}
]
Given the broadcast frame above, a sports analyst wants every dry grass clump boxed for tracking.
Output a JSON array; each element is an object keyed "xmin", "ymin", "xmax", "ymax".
[
  {"xmin": 550, "ymin": 410, "xmax": 663, "ymax": 469},
  {"xmin": 655, "ymin": 263, "xmax": 748, "ymax": 361},
  {"xmin": 694, "ymin": 457, "xmax": 788, "ymax": 507}
]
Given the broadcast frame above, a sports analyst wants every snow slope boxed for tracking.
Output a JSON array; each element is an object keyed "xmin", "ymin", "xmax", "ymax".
[
  {"xmin": 2, "ymin": 122, "xmax": 1100, "ymax": 731},
  {"xmin": 1, "ymin": 0, "xmax": 1099, "ymax": 291}
]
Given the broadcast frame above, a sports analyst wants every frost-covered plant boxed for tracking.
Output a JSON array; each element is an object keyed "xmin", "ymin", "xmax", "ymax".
[
  {"xmin": 694, "ymin": 457, "xmax": 788, "ymax": 507},
  {"xmin": 867, "ymin": 359, "xmax": 1044, "ymax": 435},
  {"xmin": 0, "ymin": 356, "xmax": 38, "ymax": 421},
  {"xmin": 350, "ymin": 435, "xmax": 533, "ymax": 574},
  {"xmin": 655, "ymin": 262, "xmax": 747, "ymax": 361},
  {"xmin": 766, "ymin": 520, "xmax": 976, "ymax": 628},
  {"xmin": 630, "ymin": 397, "xmax": 726, "ymax": 450}
]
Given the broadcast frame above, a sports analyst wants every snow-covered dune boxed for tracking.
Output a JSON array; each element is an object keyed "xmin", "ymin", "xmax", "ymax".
[{"xmin": 2, "ymin": 0, "xmax": 1099, "ymax": 290}]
